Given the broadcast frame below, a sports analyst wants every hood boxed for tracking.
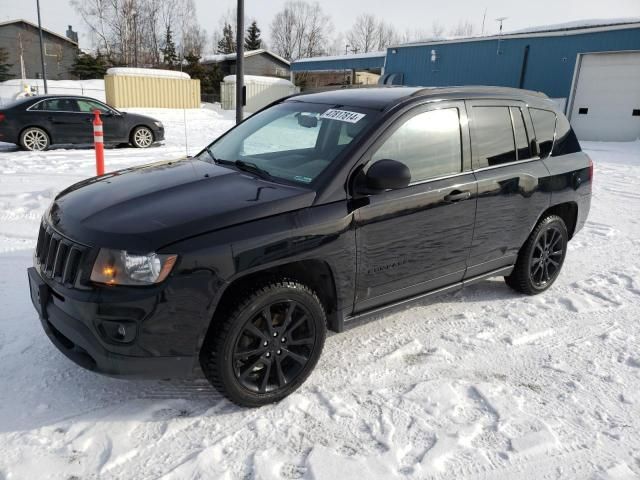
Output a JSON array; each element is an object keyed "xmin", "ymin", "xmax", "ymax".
[
  {"xmin": 121, "ymin": 111, "xmax": 159, "ymax": 124},
  {"xmin": 50, "ymin": 158, "xmax": 315, "ymax": 252}
]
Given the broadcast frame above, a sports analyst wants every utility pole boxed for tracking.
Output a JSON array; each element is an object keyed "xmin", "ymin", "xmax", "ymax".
[
  {"xmin": 235, "ymin": 0, "xmax": 244, "ymax": 124},
  {"xmin": 344, "ymin": 44, "xmax": 349, "ymax": 85},
  {"xmin": 36, "ymin": 0, "xmax": 48, "ymax": 93}
]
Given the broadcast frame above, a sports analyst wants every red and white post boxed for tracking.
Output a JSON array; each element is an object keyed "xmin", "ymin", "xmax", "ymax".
[{"xmin": 92, "ymin": 109, "xmax": 105, "ymax": 176}]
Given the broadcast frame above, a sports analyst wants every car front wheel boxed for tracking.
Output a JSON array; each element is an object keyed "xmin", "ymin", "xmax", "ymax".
[
  {"xmin": 200, "ymin": 279, "xmax": 327, "ymax": 407},
  {"xmin": 505, "ymin": 215, "xmax": 569, "ymax": 295},
  {"xmin": 20, "ymin": 127, "xmax": 50, "ymax": 151},
  {"xmin": 130, "ymin": 126, "xmax": 154, "ymax": 148}
]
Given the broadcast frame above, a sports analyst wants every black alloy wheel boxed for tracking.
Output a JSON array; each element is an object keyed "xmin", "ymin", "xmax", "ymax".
[
  {"xmin": 530, "ymin": 226, "xmax": 564, "ymax": 288},
  {"xmin": 505, "ymin": 215, "xmax": 568, "ymax": 295},
  {"xmin": 200, "ymin": 279, "xmax": 326, "ymax": 407},
  {"xmin": 233, "ymin": 300, "xmax": 317, "ymax": 394}
]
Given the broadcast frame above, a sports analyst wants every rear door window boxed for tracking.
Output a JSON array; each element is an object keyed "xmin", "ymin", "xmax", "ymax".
[
  {"xmin": 39, "ymin": 99, "xmax": 80, "ymax": 112},
  {"xmin": 471, "ymin": 106, "xmax": 516, "ymax": 167},
  {"xmin": 529, "ymin": 108, "xmax": 556, "ymax": 158}
]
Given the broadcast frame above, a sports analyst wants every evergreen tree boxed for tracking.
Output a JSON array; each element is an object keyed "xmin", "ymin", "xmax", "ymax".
[
  {"xmin": 70, "ymin": 51, "xmax": 107, "ymax": 79},
  {"xmin": 244, "ymin": 21, "xmax": 262, "ymax": 50},
  {"xmin": 183, "ymin": 52, "xmax": 223, "ymax": 100},
  {"xmin": 0, "ymin": 47, "xmax": 14, "ymax": 82},
  {"xmin": 161, "ymin": 26, "xmax": 179, "ymax": 68},
  {"xmin": 217, "ymin": 23, "xmax": 236, "ymax": 54}
]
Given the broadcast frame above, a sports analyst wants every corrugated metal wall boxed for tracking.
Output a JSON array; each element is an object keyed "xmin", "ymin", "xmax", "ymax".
[
  {"xmin": 221, "ymin": 80, "xmax": 298, "ymax": 112},
  {"xmin": 104, "ymin": 75, "xmax": 201, "ymax": 108},
  {"xmin": 384, "ymin": 28, "xmax": 640, "ymax": 100}
]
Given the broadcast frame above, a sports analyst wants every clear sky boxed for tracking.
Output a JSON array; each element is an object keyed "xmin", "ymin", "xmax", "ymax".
[{"xmin": 1, "ymin": 0, "xmax": 639, "ymax": 50}]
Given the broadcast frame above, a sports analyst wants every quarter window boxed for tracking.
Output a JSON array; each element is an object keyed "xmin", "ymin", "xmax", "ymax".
[
  {"xmin": 371, "ymin": 108, "xmax": 462, "ymax": 183},
  {"xmin": 529, "ymin": 108, "xmax": 556, "ymax": 158},
  {"xmin": 471, "ymin": 106, "xmax": 516, "ymax": 167}
]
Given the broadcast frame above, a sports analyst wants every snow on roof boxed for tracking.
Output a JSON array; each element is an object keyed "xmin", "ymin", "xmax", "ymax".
[
  {"xmin": 201, "ymin": 49, "xmax": 290, "ymax": 66},
  {"xmin": 0, "ymin": 19, "xmax": 78, "ymax": 45},
  {"xmin": 106, "ymin": 67, "xmax": 190, "ymax": 79},
  {"xmin": 223, "ymin": 75, "xmax": 294, "ymax": 86},
  {"xmin": 397, "ymin": 17, "xmax": 640, "ymax": 48},
  {"xmin": 293, "ymin": 51, "xmax": 386, "ymax": 64},
  {"xmin": 507, "ymin": 17, "xmax": 640, "ymax": 35}
]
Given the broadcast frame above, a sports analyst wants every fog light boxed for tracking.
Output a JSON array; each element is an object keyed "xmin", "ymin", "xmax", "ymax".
[{"xmin": 99, "ymin": 320, "xmax": 137, "ymax": 343}]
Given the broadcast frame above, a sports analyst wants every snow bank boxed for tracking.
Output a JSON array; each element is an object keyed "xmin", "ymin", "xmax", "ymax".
[
  {"xmin": 0, "ymin": 79, "xmax": 105, "ymax": 105},
  {"xmin": 223, "ymin": 74, "xmax": 293, "ymax": 86},
  {"xmin": 106, "ymin": 67, "xmax": 190, "ymax": 80}
]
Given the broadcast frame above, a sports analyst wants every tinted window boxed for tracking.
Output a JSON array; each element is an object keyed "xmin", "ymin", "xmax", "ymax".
[
  {"xmin": 552, "ymin": 114, "xmax": 582, "ymax": 156},
  {"xmin": 77, "ymin": 99, "xmax": 110, "ymax": 113},
  {"xmin": 41, "ymin": 99, "xmax": 80, "ymax": 112},
  {"xmin": 511, "ymin": 107, "xmax": 532, "ymax": 160},
  {"xmin": 530, "ymin": 108, "xmax": 556, "ymax": 158},
  {"xmin": 371, "ymin": 108, "xmax": 462, "ymax": 183},
  {"xmin": 472, "ymin": 106, "xmax": 516, "ymax": 167}
]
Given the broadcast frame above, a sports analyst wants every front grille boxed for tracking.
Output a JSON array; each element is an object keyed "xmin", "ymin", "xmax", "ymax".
[{"xmin": 35, "ymin": 222, "xmax": 87, "ymax": 286}]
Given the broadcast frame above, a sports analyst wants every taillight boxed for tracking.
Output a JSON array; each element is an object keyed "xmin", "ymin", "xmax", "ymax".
[
  {"xmin": 587, "ymin": 154, "xmax": 594, "ymax": 182},
  {"xmin": 0, "ymin": 113, "xmax": 5, "ymax": 123}
]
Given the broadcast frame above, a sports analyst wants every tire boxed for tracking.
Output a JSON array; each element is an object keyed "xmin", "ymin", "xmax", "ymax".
[
  {"xmin": 200, "ymin": 279, "xmax": 327, "ymax": 407},
  {"xmin": 130, "ymin": 126, "xmax": 154, "ymax": 148},
  {"xmin": 20, "ymin": 127, "xmax": 50, "ymax": 151},
  {"xmin": 505, "ymin": 215, "xmax": 569, "ymax": 295}
]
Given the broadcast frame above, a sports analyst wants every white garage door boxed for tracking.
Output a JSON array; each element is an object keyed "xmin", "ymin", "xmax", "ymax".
[{"xmin": 569, "ymin": 51, "xmax": 640, "ymax": 141}]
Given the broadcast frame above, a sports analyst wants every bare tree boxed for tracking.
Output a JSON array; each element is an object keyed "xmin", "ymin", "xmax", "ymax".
[
  {"xmin": 270, "ymin": 1, "xmax": 333, "ymax": 61},
  {"xmin": 431, "ymin": 21, "xmax": 445, "ymax": 39},
  {"xmin": 346, "ymin": 14, "xmax": 399, "ymax": 53},
  {"xmin": 449, "ymin": 20, "xmax": 475, "ymax": 38},
  {"xmin": 71, "ymin": 0, "xmax": 206, "ymax": 66}
]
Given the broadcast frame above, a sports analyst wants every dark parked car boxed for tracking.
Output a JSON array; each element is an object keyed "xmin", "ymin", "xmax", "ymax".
[
  {"xmin": 0, "ymin": 95, "xmax": 164, "ymax": 151},
  {"xmin": 28, "ymin": 86, "xmax": 592, "ymax": 406}
]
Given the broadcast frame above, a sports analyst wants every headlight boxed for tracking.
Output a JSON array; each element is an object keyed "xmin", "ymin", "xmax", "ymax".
[
  {"xmin": 154, "ymin": 121, "xmax": 163, "ymax": 128},
  {"xmin": 90, "ymin": 249, "xmax": 177, "ymax": 286}
]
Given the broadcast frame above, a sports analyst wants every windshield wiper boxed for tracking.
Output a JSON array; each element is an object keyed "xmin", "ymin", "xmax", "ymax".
[
  {"xmin": 233, "ymin": 160, "xmax": 273, "ymax": 180},
  {"xmin": 205, "ymin": 146, "xmax": 218, "ymax": 163}
]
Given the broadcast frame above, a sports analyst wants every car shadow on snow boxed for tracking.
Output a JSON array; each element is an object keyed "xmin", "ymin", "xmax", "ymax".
[{"xmin": 1, "ymin": 262, "xmax": 521, "ymax": 434}]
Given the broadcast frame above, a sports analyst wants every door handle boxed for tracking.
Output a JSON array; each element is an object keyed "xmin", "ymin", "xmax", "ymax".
[{"xmin": 444, "ymin": 190, "xmax": 471, "ymax": 202}]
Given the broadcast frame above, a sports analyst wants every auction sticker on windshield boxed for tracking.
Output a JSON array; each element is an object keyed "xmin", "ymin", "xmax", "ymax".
[{"xmin": 320, "ymin": 109, "xmax": 366, "ymax": 123}]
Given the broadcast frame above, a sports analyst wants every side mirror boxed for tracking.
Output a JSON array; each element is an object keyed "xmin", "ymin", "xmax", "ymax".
[{"xmin": 361, "ymin": 159, "xmax": 411, "ymax": 193}]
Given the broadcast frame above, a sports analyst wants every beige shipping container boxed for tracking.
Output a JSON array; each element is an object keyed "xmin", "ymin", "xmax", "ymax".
[{"xmin": 104, "ymin": 68, "xmax": 200, "ymax": 109}]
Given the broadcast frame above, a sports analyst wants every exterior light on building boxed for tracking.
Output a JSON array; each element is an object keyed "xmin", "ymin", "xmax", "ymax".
[{"xmin": 431, "ymin": 49, "xmax": 438, "ymax": 63}]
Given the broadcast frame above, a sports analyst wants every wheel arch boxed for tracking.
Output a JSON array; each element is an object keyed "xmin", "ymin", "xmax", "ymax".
[
  {"xmin": 205, "ymin": 259, "xmax": 340, "ymax": 344},
  {"xmin": 536, "ymin": 201, "xmax": 579, "ymax": 239},
  {"xmin": 19, "ymin": 125, "xmax": 53, "ymax": 145}
]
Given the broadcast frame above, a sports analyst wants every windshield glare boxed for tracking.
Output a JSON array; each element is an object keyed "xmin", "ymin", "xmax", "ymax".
[{"xmin": 201, "ymin": 102, "xmax": 375, "ymax": 185}]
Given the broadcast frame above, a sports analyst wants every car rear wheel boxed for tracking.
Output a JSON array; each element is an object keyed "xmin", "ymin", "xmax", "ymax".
[
  {"xmin": 200, "ymin": 279, "xmax": 326, "ymax": 407},
  {"xmin": 505, "ymin": 215, "xmax": 568, "ymax": 295},
  {"xmin": 20, "ymin": 127, "xmax": 50, "ymax": 151},
  {"xmin": 130, "ymin": 126, "xmax": 153, "ymax": 148}
]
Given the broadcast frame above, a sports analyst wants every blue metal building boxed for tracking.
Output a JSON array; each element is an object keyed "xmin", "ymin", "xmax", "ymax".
[
  {"xmin": 292, "ymin": 19, "xmax": 640, "ymax": 140},
  {"xmin": 382, "ymin": 20, "xmax": 640, "ymax": 100}
]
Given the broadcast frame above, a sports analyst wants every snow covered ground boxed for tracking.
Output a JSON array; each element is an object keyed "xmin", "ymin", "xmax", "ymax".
[{"xmin": 0, "ymin": 107, "xmax": 639, "ymax": 479}]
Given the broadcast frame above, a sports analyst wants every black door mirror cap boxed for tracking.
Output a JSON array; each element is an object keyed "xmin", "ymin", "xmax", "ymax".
[{"xmin": 362, "ymin": 159, "xmax": 411, "ymax": 193}]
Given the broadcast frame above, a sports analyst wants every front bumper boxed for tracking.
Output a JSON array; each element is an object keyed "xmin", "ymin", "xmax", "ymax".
[{"xmin": 28, "ymin": 267, "xmax": 195, "ymax": 379}]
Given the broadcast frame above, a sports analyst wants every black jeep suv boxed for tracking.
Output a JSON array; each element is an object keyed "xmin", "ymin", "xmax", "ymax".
[{"xmin": 28, "ymin": 87, "xmax": 592, "ymax": 406}]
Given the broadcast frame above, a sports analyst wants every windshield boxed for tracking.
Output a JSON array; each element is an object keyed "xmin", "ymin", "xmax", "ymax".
[{"xmin": 199, "ymin": 101, "xmax": 376, "ymax": 185}]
